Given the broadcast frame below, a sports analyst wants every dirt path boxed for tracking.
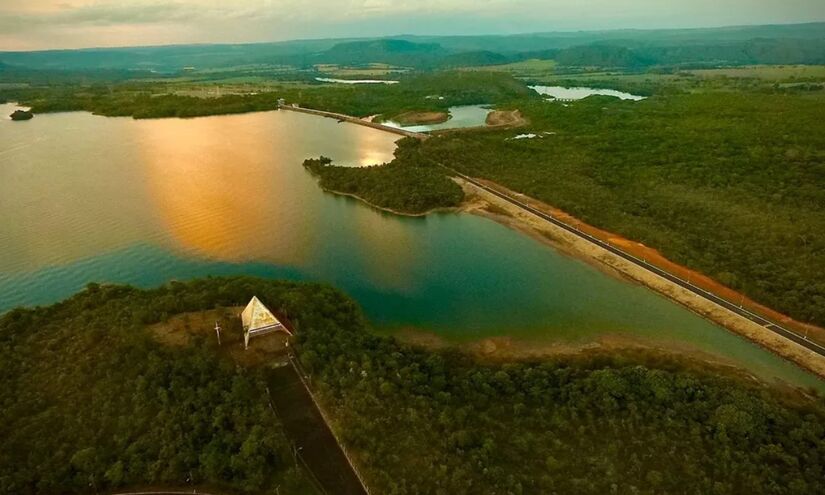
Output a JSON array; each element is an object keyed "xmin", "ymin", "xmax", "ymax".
[
  {"xmin": 454, "ymin": 177, "xmax": 825, "ymax": 380},
  {"xmin": 485, "ymin": 109, "xmax": 527, "ymax": 127}
]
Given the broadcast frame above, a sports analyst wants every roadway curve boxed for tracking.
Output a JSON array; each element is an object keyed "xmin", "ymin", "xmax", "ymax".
[{"xmin": 446, "ymin": 168, "xmax": 825, "ymax": 359}]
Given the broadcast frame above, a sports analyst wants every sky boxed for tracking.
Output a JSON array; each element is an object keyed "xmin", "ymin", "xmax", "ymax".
[{"xmin": 1, "ymin": 0, "xmax": 824, "ymax": 51}]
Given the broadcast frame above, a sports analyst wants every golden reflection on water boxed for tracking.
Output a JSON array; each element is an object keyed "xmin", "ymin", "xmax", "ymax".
[
  {"xmin": 354, "ymin": 127, "xmax": 398, "ymax": 167},
  {"xmin": 0, "ymin": 105, "xmax": 413, "ymax": 293},
  {"xmin": 137, "ymin": 114, "xmax": 314, "ymax": 265},
  {"xmin": 0, "ymin": 108, "xmax": 157, "ymax": 273}
]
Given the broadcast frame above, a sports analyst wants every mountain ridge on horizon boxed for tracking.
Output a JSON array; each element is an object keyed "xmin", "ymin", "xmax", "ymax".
[
  {"xmin": 1, "ymin": 21, "xmax": 824, "ymax": 71},
  {"xmin": 2, "ymin": 20, "xmax": 823, "ymax": 55}
]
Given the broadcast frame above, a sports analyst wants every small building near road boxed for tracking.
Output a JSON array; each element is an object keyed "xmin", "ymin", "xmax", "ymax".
[{"xmin": 241, "ymin": 296, "xmax": 292, "ymax": 349}]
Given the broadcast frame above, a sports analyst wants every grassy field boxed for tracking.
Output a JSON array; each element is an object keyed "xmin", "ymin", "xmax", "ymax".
[
  {"xmin": 466, "ymin": 58, "xmax": 558, "ymax": 76},
  {"xmin": 468, "ymin": 62, "xmax": 825, "ymax": 94},
  {"xmin": 315, "ymin": 63, "xmax": 409, "ymax": 77},
  {"xmin": 689, "ymin": 65, "xmax": 825, "ymax": 80}
]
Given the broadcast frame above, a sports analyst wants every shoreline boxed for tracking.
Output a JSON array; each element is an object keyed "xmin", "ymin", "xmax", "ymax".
[
  {"xmin": 279, "ymin": 105, "xmax": 430, "ymax": 140},
  {"xmin": 388, "ymin": 110, "xmax": 450, "ymax": 126},
  {"xmin": 311, "ymin": 173, "xmax": 825, "ymax": 381},
  {"xmin": 390, "ymin": 327, "xmax": 798, "ymax": 391},
  {"xmin": 455, "ymin": 178, "xmax": 825, "ymax": 380},
  {"xmin": 318, "ymin": 185, "xmax": 469, "ymax": 218},
  {"xmin": 16, "ymin": 101, "xmax": 822, "ymax": 380},
  {"xmin": 289, "ymin": 105, "xmax": 821, "ymax": 362}
]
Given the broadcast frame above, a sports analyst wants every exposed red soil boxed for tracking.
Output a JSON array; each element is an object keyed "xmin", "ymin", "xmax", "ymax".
[{"xmin": 475, "ymin": 178, "xmax": 825, "ymax": 347}]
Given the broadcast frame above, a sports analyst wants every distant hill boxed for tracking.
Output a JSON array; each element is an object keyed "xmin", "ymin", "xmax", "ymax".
[
  {"xmin": 555, "ymin": 45, "xmax": 652, "ymax": 68},
  {"xmin": 313, "ymin": 39, "xmax": 447, "ymax": 66},
  {"xmin": 0, "ymin": 39, "xmax": 351, "ymax": 71},
  {"xmin": 436, "ymin": 50, "xmax": 511, "ymax": 68},
  {"xmin": 400, "ymin": 22, "xmax": 825, "ymax": 52},
  {"xmin": 551, "ymin": 38, "xmax": 825, "ymax": 67},
  {"xmin": 636, "ymin": 38, "xmax": 825, "ymax": 66},
  {"xmin": 1, "ymin": 22, "xmax": 823, "ymax": 71}
]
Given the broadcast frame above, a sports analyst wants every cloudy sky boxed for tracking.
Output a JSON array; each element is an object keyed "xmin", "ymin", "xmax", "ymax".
[{"xmin": 1, "ymin": 0, "xmax": 824, "ymax": 51}]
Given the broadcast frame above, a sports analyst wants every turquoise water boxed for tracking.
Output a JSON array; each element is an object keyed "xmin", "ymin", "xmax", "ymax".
[
  {"xmin": 0, "ymin": 103, "xmax": 821, "ymax": 389},
  {"xmin": 384, "ymin": 105, "xmax": 491, "ymax": 132}
]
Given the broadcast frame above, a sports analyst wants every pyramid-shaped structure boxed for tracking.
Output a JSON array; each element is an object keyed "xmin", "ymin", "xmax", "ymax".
[{"xmin": 241, "ymin": 296, "xmax": 291, "ymax": 348}]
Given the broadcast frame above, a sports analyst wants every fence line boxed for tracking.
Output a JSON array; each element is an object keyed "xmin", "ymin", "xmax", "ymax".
[{"xmin": 288, "ymin": 351, "xmax": 373, "ymax": 495}]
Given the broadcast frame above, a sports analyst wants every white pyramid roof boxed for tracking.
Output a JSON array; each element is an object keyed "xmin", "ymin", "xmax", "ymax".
[{"xmin": 241, "ymin": 296, "xmax": 290, "ymax": 334}]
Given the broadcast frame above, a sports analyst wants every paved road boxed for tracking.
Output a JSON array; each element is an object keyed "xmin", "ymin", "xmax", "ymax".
[
  {"xmin": 279, "ymin": 105, "xmax": 428, "ymax": 140},
  {"xmin": 267, "ymin": 360, "xmax": 368, "ymax": 495},
  {"xmin": 448, "ymin": 168, "xmax": 825, "ymax": 359}
]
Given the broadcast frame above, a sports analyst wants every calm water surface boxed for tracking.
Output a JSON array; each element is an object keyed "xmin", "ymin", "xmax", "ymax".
[
  {"xmin": 530, "ymin": 85, "xmax": 645, "ymax": 101},
  {"xmin": 0, "ymin": 103, "xmax": 820, "ymax": 389},
  {"xmin": 384, "ymin": 105, "xmax": 491, "ymax": 132},
  {"xmin": 315, "ymin": 77, "xmax": 399, "ymax": 85}
]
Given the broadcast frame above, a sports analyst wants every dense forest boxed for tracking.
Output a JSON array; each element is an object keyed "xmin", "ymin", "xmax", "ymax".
[
  {"xmin": 0, "ymin": 280, "xmax": 323, "ymax": 494},
  {"xmin": 279, "ymin": 71, "xmax": 534, "ymax": 117},
  {"xmin": 3, "ymin": 22, "xmax": 824, "ymax": 71},
  {"xmin": 303, "ymin": 139, "xmax": 464, "ymax": 215},
  {"xmin": 3, "ymin": 70, "xmax": 534, "ymax": 120},
  {"xmin": 550, "ymin": 38, "xmax": 825, "ymax": 68},
  {"xmin": 6, "ymin": 63, "xmax": 824, "ymax": 328},
  {"xmin": 304, "ymin": 313, "xmax": 825, "ymax": 495},
  {"xmin": 21, "ymin": 89, "xmax": 284, "ymax": 118},
  {"xmin": 409, "ymin": 91, "xmax": 825, "ymax": 327},
  {"xmin": 320, "ymin": 85, "xmax": 824, "ymax": 328},
  {"xmin": 5, "ymin": 278, "xmax": 822, "ymax": 494}
]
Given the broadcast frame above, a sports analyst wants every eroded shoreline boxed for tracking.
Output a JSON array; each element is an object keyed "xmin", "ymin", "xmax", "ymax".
[
  {"xmin": 455, "ymin": 178, "xmax": 825, "ymax": 381},
  {"xmin": 309, "ymin": 169, "xmax": 825, "ymax": 382}
]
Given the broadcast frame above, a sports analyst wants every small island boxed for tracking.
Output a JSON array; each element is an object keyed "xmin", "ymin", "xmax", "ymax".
[
  {"xmin": 389, "ymin": 110, "xmax": 449, "ymax": 125},
  {"xmin": 10, "ymin": 109, "xmax": 33, "ymax": 121}
]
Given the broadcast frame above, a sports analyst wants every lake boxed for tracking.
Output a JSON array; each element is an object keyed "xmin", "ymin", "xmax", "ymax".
[
  {"xmin": 0, "ymin": 103, "xmax": 820, "ymax": 389},
  {"xmin": 383, "ymin": 105, "xmax": 491, "ymax": 132},
  {"xmin": 530, "ymin": 85, "xmax": 646, "ymax": 101},
  {"xmin": 315, "ymin": 77, "xmax": 399, "ymax": 85}
]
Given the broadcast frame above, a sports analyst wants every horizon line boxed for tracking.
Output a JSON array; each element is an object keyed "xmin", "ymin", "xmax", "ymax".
[{"xmin": 2, "ymin": 19, "xmax": 823, "ymax": 54}]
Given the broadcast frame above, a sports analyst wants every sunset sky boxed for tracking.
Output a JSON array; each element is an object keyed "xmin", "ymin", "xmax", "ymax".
[{"xmin": 1, "ymin": 0, "xmax": 824, "ymax": 51}]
